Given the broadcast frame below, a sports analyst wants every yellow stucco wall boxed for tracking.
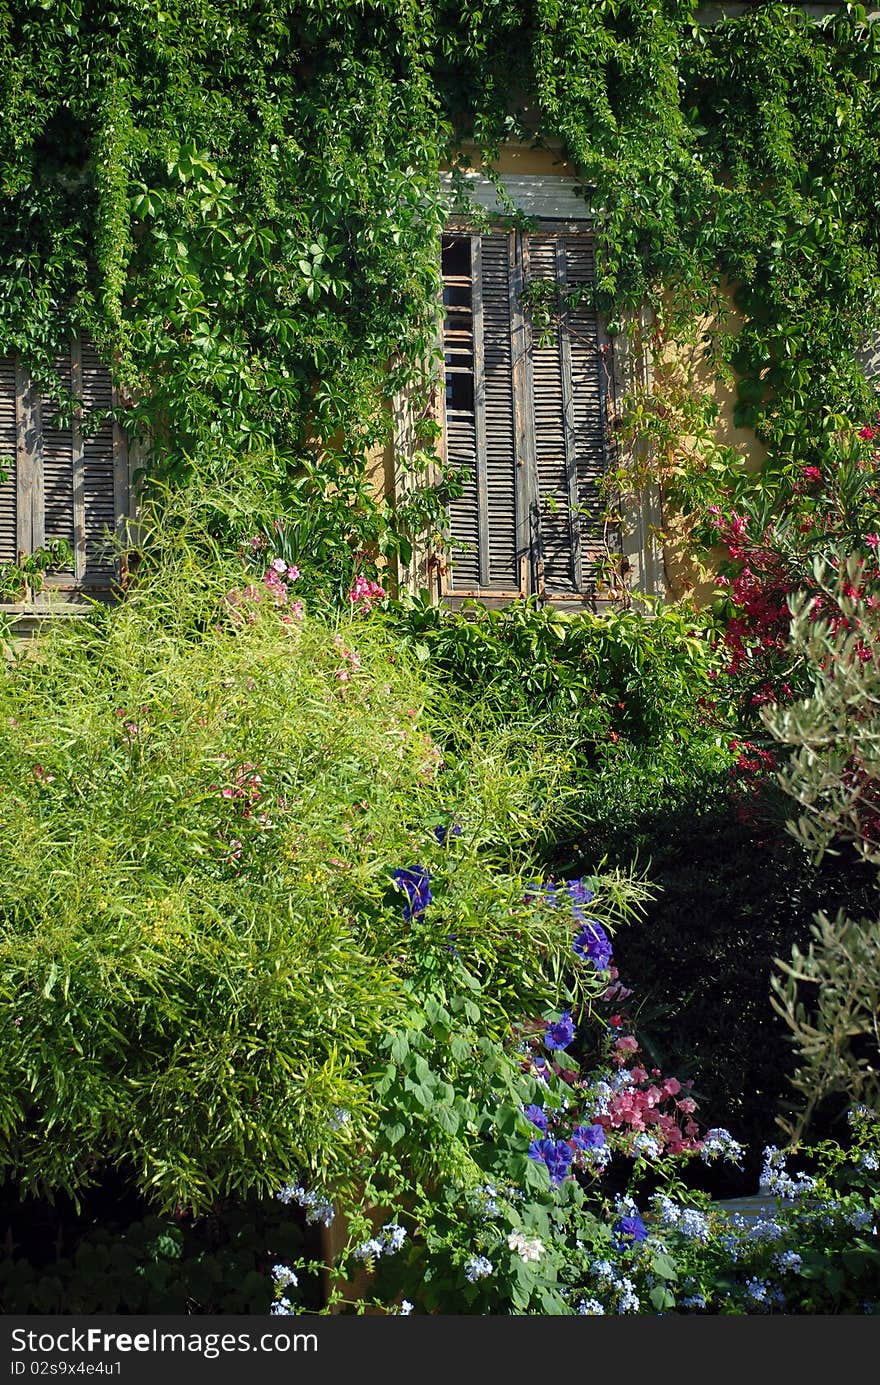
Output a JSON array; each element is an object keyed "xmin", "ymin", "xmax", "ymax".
[
  {"xmin": 445, "ymin": 140, "xmax": 577, "ymax": 179},
  {"xmin": 657, "ymin": 286, "xmax": 768, "ymax": 602}
]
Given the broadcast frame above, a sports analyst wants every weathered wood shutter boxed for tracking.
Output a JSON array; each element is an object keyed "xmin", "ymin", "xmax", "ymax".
[
  {"xmin": 523, "ymin": 232, "xmax": 610, "ymax": 599},
  {"xmin": 0, "ymin": 341, "xmax": 128, "ymax": 598},
  {"xmin": 0, "ymin": 355, "xmax": 17, "ymax": 564},
  {"xmin": 441, "ymin": 228, "xmax": 614, "ymax": 605},
  {"xmin": 441, "ymin": 233, "xmax": 522, "ymax": 597}
]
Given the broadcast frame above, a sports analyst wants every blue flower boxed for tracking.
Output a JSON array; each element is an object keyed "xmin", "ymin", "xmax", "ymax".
[
  {"xmin": 433, "ymin": 823, "xmax": 462, "ymax": 845},
  {"xmin": 566, "ymin": 879, "xmax": 595, "ymax": 906},
  {"xmin": 571, "ymin": 1123, "xmax": 605, "ymax": 1151},
  {"xmin": 577, "ymin": 1298, "xmax": 605, "ymax": 1315},
  {"xmin": 700, "ymin": 1127, "xmax": 745, "ymax": 1166},
  {"xmin": 679, "ymin": 1208, "xmax": 710, "ymax": 1242},
  {"xmin": 573, "ymin": 920, "xmax": 612, "ymax": 971},
  {"xmin": 613, "ymin": 1213, "xmax": 648, "ymax": 1249},
  {"xmin": 464, "ymin": 1254, "xmax": 493, "ymax": 1282},
  {"xmin": 381, "ymin": 1222, "xmax": 407, "ymax": 1254},
  {"xmin": 524, "ymin": 1104, "xmax": 549, "ymax": 1133},
  {"xmin": 392, "ymin": 866, "xmax": 432, "ymax": 920},
  {"xmin": 528, "ymin": 1137, "xmax": 574, "ymax": 1187},
  {"xmin": 544, "ymin": 1010, "xmax": 575, "ymax": 1051}
]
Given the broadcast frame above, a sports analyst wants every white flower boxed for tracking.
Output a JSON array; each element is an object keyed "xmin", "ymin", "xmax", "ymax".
[
  {"xmin": 353, "ymin": 1237, "xmax": 384, "ymax": 1262},
  {"xmin": 272, "ymin": 1264, "xmax": 299, "ymax": 1289},
  {"xmin": 507, "ymin": 1231, "xmax": 544, "ymax": 1262}
]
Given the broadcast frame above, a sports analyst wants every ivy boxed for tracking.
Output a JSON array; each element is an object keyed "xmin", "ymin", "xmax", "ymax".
[{"xmin": 0, "ymin": 2, "xmax": 879, "ymax": 570}]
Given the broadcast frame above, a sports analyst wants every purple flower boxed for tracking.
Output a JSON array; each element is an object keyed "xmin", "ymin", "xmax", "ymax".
[
  {"xmin": 573, "ymin": 920, "xmax": 612, "ymax": 971},
  {"xmin": 566, "ymin": 879, "xmax": 595, "ymax": 906},
  {"xmin": 392, "ymin": 866, "xmax": 432, "ymax": 920},
  {"xmin": 544, "ymin": 1011, "xmax": 575, "ymax": 1052},
  {"xmin": 613, "ymin": 1214, "xmax": 648, "ymax": 1249},
  {"xmin": 528, "ymin": 1138, "xmax": 574, "ymax": 1187},
  {"xmin": 571, "ymin": 1123, "xmax": 606, "ymax": 1151},
  {"xmin": 524, "ymin": 1104, "xmax": 549, "ymax": 1133},
  {"xmin": 433, "ymin": 823, "xmax": 462, "ymax": 845}
]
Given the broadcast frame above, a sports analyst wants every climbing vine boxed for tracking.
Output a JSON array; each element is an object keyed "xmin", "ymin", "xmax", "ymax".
[{"xmin": 0, "ymin": 1, "xmax": 879, "ymax": 577}]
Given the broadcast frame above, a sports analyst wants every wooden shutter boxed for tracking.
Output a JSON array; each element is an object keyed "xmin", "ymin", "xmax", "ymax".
[
  {"xmin": 441, "ymin": 234, "xmax": 523, "ymax": 598},
  {"xmin": 0, "ymin": 341, "xmax": 128, "ymax": 599},
  {"xmin": 523, "ymin": 232, "xmax": 609, "ymax": 599},
  {"xmin": 439, "ymin": 227, "xmax": 614, "ymax": 606},
  {"xmin": 564, "ymin": 237, "xmax": 615, "ymax": 593},
  {"xmin": 81, "ymin": 336, "xmax": 124, "ymax": 582},
  {"xmin": 0, "ymin": 355, "xmax": 16, "ymax": 563},
  {"xmin": 41, "ymin": 349, "xmax": 76, "ymax": 578},
  {"xmin": 480, "ymin": 235, "xmax": 520, "ymax": 591}
]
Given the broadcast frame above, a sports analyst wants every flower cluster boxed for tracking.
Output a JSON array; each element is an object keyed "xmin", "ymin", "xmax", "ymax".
[
  {"xmin": 333, "ymin": 634, "xmax": 361, "ymax": 683},
  {"xmin": 347, "ymin": 575, "xmax": 386, "ymax": 613},
  {"xmin": 524, "ymin": 877, "xmax": 613, "ymax": 973},
  {"xmin": 507, "ymin": 1231, "xmax": 544, "ymax": 1262},
  {"xmin": 391, "ymin": 865, "xmax": 432, "ymax": 920},
  {"xmin": 759, "ymin": 1146, "xmax": 817, "ymax": 1200},
  {"xmin": 226, "ymin": 556, "xmax": 303, "ymax": 626},
  {"xmin": 464, "ymin": 1254, "xmax": 494, "ymax": 1282},
  {"xmin": 353, "ymin": 1222, "xmax": 407, "ymax": 1263},
  {"xmin": 277, "ymin": 1182, "xmax": 335, "ymax": 1227}
]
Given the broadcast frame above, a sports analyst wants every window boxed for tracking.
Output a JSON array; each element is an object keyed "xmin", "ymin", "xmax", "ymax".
[
  {"xmin": 0, "ymin": 340, "xmax": 130, "ymax": 603},
  {"xmin": 439, "ymin": 227, "xmax": 617, "ymax": 605}
]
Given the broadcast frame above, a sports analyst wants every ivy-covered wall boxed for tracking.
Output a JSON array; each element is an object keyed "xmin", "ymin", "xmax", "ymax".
[{"xmin": 1, "ymin": 1, "xmax": 878, "ymax": 582}]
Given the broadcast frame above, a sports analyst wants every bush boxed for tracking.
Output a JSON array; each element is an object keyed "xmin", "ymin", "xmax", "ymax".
[
  {"xmin": 762, "ymin": 558, "xmax": 880, "ymax": 1128},
  {"xmin": 0, "ymin": 516, "xmax": 645, "ymax": 1215}
]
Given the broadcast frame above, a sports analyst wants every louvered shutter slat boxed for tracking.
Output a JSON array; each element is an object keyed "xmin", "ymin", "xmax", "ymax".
[
  {"xmin": 564, "ymin": 238, "xmax": 611, "ymax": 591},
  {"xmin": 42, "ymin": 352, "xmax": 76, "ymax": 568},
  {"xmin": 526, "ymin": 235, "xmax": 578, "ymax": 594},
  {"xmin": 80, "ymin": 338, "xmax": 117, "ymax": 579},
  {"xmin": 445, "ymin": 414, "xmax": 481, "ymax": 588},
  {"xmin": 480, "ymin": 236, "xmax": 518, "ymax": 590},
  {"xmin": 0, "ymin": 356, "xmax": 16, "ymax": 563}
]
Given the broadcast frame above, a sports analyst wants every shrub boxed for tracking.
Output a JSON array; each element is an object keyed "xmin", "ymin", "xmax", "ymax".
[
  {"xmin": 762, "ymin": 557, "xmax": 880, "ymax": 1128},
  {"xmin": 0, "ymin": 515, "xmax": 645, "ymax": 1213}
]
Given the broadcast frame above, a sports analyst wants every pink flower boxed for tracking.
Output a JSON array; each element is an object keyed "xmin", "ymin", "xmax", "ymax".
[
  {"xmin": 347, "ymin": 575, "xmax": 386, "ymax": 613},
  {"xmin": 801, "ymin": 466, "xmax": 822, "ymax": 483},
  {"xmin": 866, "ymin": 534, "xmax": 879, "ymax": 550},
  {"xmin": 859, "ymin": 425, "xmax": 877, "ymax": 441},
  {"xmin": 271, "ymin": 557, "xmax": 287, "ymax": 573}
]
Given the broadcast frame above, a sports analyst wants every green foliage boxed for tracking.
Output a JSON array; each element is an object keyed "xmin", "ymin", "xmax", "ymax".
[
  {"xmin": 391, "ymin": 594, "xmax": 739, "ymax": 864},
  {"xmin": 329, "ymin": 975, "xmax": 615, "ymax": 1316},
  {"xmin": 763, "ymin": 554, "xmax": 880, "ymax": 868},
  {"xmin": 0, "ymin": 1196, "xmax": 312, "ymax": 1314},
  {"xmin": 0, "ymin": 539, "xmax": 73, "ymax": 600},
  {"xmin": 772, "ymin": 908, "xmax": 880, "ymax": 1128},
  {"xmin": 393, "ymin": 591, "xmax": 727, "ymax": 739},
  {"xmin": 762, "ymin": 557, "xmax": 880, "ymax": 1128},
  {"xmin": 2, "ymin": 3, "xmax": 879, "ymax": 563},
  {"xmin": 0, "ymin": 500, "xmax": 647, "ymax": 1211}
]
